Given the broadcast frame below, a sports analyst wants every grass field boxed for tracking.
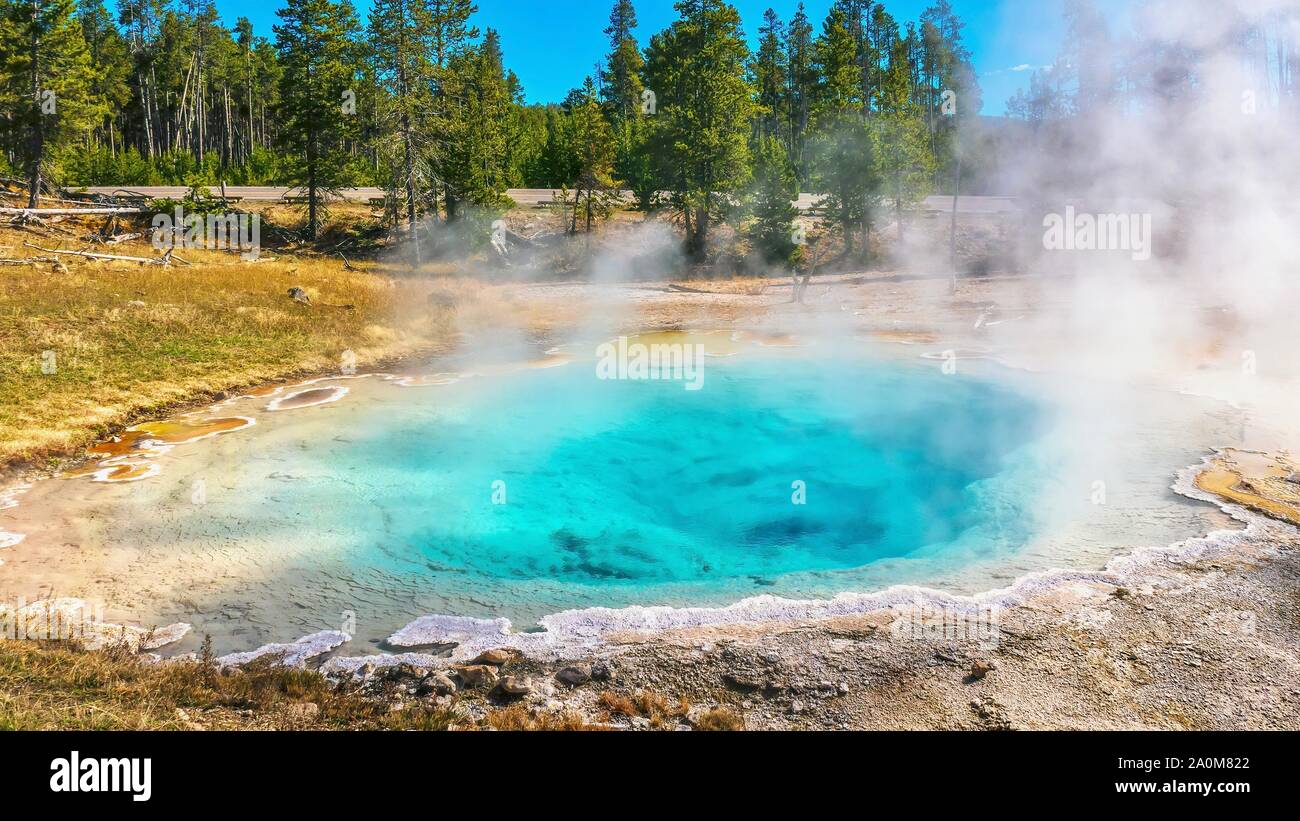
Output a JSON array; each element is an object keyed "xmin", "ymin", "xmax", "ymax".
[
  {"xmin": 0, "ymin": 207, "xmax": 483, "ymax": 472},
  {"xmin": 0, "ymin": 638, "xmax": 466, "ymax": 730}
]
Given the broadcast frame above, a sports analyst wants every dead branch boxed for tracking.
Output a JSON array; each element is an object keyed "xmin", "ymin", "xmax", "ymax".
[
  {"xmin": 84, "ymin": 233, "xmax": 144, "ymax": 246},
  {"xmin": 0, "ymin": 257, "xmax": 59, "ymax": 266},
  {"xmin": 23, "ymin": 241, "xmax": 171, "ymax": 266}
]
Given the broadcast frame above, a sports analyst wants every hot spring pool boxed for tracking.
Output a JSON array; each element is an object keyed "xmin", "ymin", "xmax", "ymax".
[
  {"xmin": 310, "ymin": 357, "xmax": 1043, "ymax": 584},
  {"xmin": 0, "ymin": 344, "xmax": 1234, "ymax": 652}
]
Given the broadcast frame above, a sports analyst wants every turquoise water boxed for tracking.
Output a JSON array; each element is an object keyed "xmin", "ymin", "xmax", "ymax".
[
  {"xmin": 17, "ymin": 352, "xmax": 1076, "ymax": 651},
  {"xmin": 308, "ymin": 357, "xmax": 1046, "ymax": 590}
]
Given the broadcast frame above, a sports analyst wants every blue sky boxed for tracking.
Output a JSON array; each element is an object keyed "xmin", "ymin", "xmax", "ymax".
[{"xmin": 211, "ymin": 0, "xmax": 1131, "ymax": 115}]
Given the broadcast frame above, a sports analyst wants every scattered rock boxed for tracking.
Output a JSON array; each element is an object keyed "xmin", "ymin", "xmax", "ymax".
[
  {"xmin": 456, "ymin": 665, "xmax": 499, "ymax": 690},
  {"xmin": 592, "ymin": 661, "xmax": 614, "ymax": 681},
  {"xmin": 496, "ymin": 676, "xmax": 532, "ymax": 697},
  {"xmin": 1286, "ymin": 472, "xmax": 1300, "ymax": 485},
  {"xmin": 384, "ymin": 662, "xmax": 429, "ymax": 682},
  {"xmin": 471, "ymin": 648, "xmax": 517, "ymax": 667},
  {"xmin": 555, "ymin": 664, "xmax": 592, "ymax": 686},
  {"xmin": 969, "ymin": 660, "xmax": 996, "ymax": 681},
  {"xmin": 287, "ymin": 287, "xmax": 311, "ymax": 304},
  {"xmin": 420, "ymin": 672, "xmax": 458, "ymax": 696},
  {"xmin": 970, "ymin": 698, "xmax": 1011, "ymax": 730},
  {"xmin": 173, "ymin": 708, "xmax": 205, "ymax": 731},
  {"xmin": 722, "ymin": 671, "xmax": 765, "ymax": 691}
]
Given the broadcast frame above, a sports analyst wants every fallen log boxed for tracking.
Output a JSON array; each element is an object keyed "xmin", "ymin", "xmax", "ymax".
[
  {"xmin": 23, "ymin": 241, "xmax": 170, "ymax": 266},
  {"xmin": 83, "ymin": 232, "xmax": 144, "ymax": 245},
  {"xmin": 0, "ymin": 207, "xmax": 147, "ymax": 216},
  {"xmin": 0, "ymin": 192, "xmax": 103, "ymax": 207}
]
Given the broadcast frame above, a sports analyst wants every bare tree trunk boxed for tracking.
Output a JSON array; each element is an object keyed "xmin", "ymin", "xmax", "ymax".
[
  {"xmin": 949, "ymin": 150, "xmax": 963, "ymax": 294},
  {"xmin": 895, "ymin": 173, "xmax": 906, "ymax": 242},
  {"xmin": 26, "ymin": 0, "xmax": 43, "ymax": 210},
  {"xmin": 307, "ymin": 140, "xmax": 319, "ymax": 241},
  {"xmin": 400, "ymin": 61, "xmax": 420, "ymax": 263},
  {"xmin": 224, "ymin": 90, "xmax": 233, "ymax": 165},
  {"xmin": 149, "ymin": 66, "xmax": 162, "ymax": 155},
  {"xmin": 862, "ymin": 188, "xmax": 873, "ymax": 263},
  {"xmin": 173, "ymin": 58, "xmax": 195, "ymax": 153}
]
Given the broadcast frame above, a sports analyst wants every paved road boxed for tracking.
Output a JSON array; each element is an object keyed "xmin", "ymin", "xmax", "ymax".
[{"xmin": 78, "ymin": 186, "xmax": 1020, "ymax": 214}]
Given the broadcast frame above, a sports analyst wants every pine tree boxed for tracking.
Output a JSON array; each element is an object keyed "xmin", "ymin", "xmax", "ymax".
[
  {"xmin": 369, "ymin": 0, "xmax": 437, "ymax": 249},
  {"xmin": 567, "ymin": 77, "xmax": 618, "ymax": 233},
  {"xmin": 749, "ymin": 134, "xmax": 800, "ymax": 266},
  {"xmin": 273, "ymin": 0, "xmax": 363, "ymax": 239},
  {"xmin": 919, "ymin": 0, "xmax": 979, "ymax": 186},
  {"xmin": 808, "ymin": 5, "xmax": 877, "ymax": 258},
  {"xmin": 0, "ymin": 0, "xmax": 99, "ymax": 206},
  {"xmin": 600, "ymin": 0, "xmax": 651, "ymax": 211},
  {"xmin": 425, "ymin": 0, "xmax": 480, "ymax": 221},
  {"xmin": 785, "ymin": 2, "xmax": 815, "ymax": 183},
  {"xmin": 752, "ymin": 8, "xmax": 787, "ymax": 142},
  {"xmin": 601, "ymin": 0, "xmax": 642, "ymax": 126},
  {"xmin": 814, "ymin": 6, "xmax": 862, "ymax": 110},
  {"xmin": 116, "ymin": 0, "xmax": 164, "ymax": 160},
  {"xmin": 644, "ymin": 0, "xmax": 755, "ymax": 260},
  {"xmin": 78, "ymin": 0, "xmax": 131, "ymax": 154},
  {"xmin": 875, "ymin": 28, "xmax": 935, "ymax": 241},
  {"xmin": 442, "ymin": 28, "xmax": 514, "ymax": 221}
]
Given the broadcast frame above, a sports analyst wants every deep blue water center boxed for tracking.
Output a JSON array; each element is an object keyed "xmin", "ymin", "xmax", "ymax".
[{"xmin": 327, "ymin": 355, "xmax": 1046, "ymax": 589}]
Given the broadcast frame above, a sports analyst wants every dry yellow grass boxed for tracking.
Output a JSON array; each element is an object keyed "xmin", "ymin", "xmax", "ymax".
[
  {"xmin": 0, "ymin": 638, "xmax": 461, "ymax": 730},
  {"xmin": 597, "ymin": 688, "xmax": 692, "ymax": 729},
  {"xmin": 694, "ymin": 707, "xmax": 745, "ymax": 732},
  {"xmin": 0, "ymin": 212, "xmax": 534, "ymax": 471},
  {"xmin": 484, "ymin": 704, "xmax": 598, "ymax": 731}
]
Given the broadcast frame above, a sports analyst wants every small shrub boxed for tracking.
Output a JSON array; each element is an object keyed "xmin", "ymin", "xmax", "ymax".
[
  {"xmin": 486, "ymin": 705, "xmax": 595, "ymax": 732},
  {"xmin": 695, "ymin": 707, "xmax": 744, "ymax": 732}
]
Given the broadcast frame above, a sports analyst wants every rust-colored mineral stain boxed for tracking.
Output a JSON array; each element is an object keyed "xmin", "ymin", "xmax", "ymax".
[
  {"xmin": 65, "ymin": 461, "xmax": 161, "ymax": 483},
  {"xmin": 733, "ymin": 330, "xmax": 802, "ymax": 348},
  {"xmin": 470, "ymin": 355, "xmax": 574, "ymax": 378},
  {"xmin": 267, "ymin": 386, "xmax": 349, "ymax": 411},
  {"xmin": 240, "ymin": 385, "xmax": 284, "ymax": 398},
  {"xmin": 869, "ymin": 329, "xmax": 940, "ymax": 345},
  {"xmin": 624, "ymin": 330, "xmax": 745, "ymax": 358},
  {"xmin": 88, "ymin": 417, "xmax": 255, "ymax": 460}
]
